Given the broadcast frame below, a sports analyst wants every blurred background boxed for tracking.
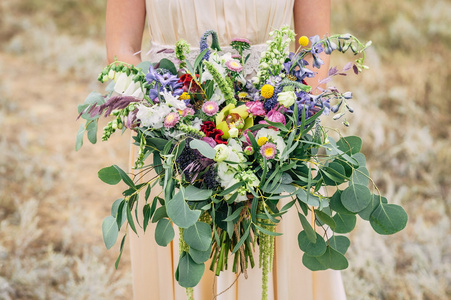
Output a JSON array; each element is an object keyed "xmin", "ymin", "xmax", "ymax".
[{"xmin": 0, "ymin": 0, "xmax": 450, "ymax": 299}]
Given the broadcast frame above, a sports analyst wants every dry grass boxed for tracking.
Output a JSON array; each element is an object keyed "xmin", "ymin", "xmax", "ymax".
[{"xmin": 0, "ymin": 0, "xmax": 450, "ymax": 299}]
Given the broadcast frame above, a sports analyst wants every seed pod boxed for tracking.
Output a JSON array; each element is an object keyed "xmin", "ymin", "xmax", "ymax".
[{"xmin": 333, "ymin": 112, "xmax": 345, "ymax": 120}]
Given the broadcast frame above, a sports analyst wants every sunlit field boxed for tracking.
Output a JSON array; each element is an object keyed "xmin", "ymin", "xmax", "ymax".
[{"xmin": 1, "ymin": 0, "xmax": 450, "ymax": 299}]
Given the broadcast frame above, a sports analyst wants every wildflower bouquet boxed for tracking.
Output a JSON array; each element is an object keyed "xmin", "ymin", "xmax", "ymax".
[{"xmin": 76, "ymin": 26, "xmax": 407, "ymax": 298}]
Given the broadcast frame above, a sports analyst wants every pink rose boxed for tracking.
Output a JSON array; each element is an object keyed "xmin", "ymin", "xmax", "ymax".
[
  {"xmin": 245, "ymin": 101, "xmax": 266, "ymax": 116},
  {"xmin": 259, "ymin": 107, "xmax": 286, "ymax": 130}
]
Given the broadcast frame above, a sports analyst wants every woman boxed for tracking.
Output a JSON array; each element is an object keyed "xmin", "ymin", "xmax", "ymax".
[{"xmin": 105, "ymin": 0, "xmax": 346, "ymax": 299}]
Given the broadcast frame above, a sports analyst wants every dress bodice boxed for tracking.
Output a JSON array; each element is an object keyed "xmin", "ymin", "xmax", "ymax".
[
  {"xmin": 145, "ymin": 0, "xmax": 295, "ymax": 46},
  {"xmin": 145, "ymin": 0, "xmax": 295, "ymax": 77}
]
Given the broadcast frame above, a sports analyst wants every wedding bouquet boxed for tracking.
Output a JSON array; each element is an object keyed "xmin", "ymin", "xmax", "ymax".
[{"xmin": 76, "ymin": 26, "xmax": 407, "ymax": 299}]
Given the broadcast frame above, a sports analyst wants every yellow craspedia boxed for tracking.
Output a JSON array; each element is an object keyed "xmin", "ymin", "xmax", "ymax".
[
  {"xmin": 260, "ymin": 84, "xmax": 274, "ymax": 99},
  {"xmin": 298, "ymin": 36, "xmax": 309, "ymax": 47},
  {"xmin": 179, "ymin": 92, "xmax": 190, "ymax": 100},
  {"xmin": 257, "ymin": 136, "xmax": 268, "ymax": 146}
]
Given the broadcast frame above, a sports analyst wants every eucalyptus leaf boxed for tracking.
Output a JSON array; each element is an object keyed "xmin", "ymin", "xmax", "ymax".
[
  {"xmin": 297, "ymin": 189, "xmax": 324, "ymax": 207},
  {"xmin": 298, "ymin": 231, "xmax": 326, "ymax": 257},
  {"xmin": 86, "ymin": 121, "xmax": 98, "ymax": 144},
  {"xmin": 189, "ymin": 139, "xmax": 215, "ymax": 159},
  {"xmin": 327, "ymin": 236, "xmax": 350, "ymax": 255},
  {"xmin": 158, "ymin": 58, "xmax": 177, "ymax": 75},
  {"xmin": 315, "ymin": 210, "xmax": 336, "ymax": 230},
  {"xmin": 332, "ymin": 213, "xmax": 357, "ymax": 233},
  {"xmin": 302, "ymin": 246, "xmax": 348, "ymax": 271},
  {"xmin": 111, "ymin": 199, "xmax": 123, "ymax": 217},
  {"xmin": 336, "ymin": 136, "xmax": 362, "ymax": 155},
  {"xmin": 152, "ymin": 206, "xmax": 168, "ymax": 223},
  {"xmin": 113, "ymin": 165, "xmax": 136, "ymax": 188},
  {"xmin": 183, "ymin": 221, "xmax": 212, "ymax": 251},
  {"xmin": 329, "ymin": 190, "xmax": 354, "ymax": 215},
  {"xmin": 298, "ymin": 213, "xmax": 316, "ymax": 243},
  {"xmin": 98, "ymin": 165, "xmax": 121, "ymax": 185},
  {"xmin": 136, "ymin": 61, "xmax": 151, "ymax": 72},
  {"xmin": 341, "ymin": 184, "xmax": 372, "ymax": 213},
  {"xmin": 358, "ymin": 194, "xmax": 387, "ymax": 221},
  {"xmin": 189, "ymin": 245, "xmax": 212, "ymax": 264},
  {"xmin": 351, "ymin": 167, "xmax": 370, "ymax": 186},
  {"xmin": 155, "ymin": 218, "xmax": 175, "ymax": 246},
  {"xmin": 322, "ymin": 162, "xmax": 347, "ymax": 185},
  {"xmin": 176, "ymin": 252, "xmax": 205, "ymax": 288},
  {"xmin": 167, "ymin": 191, "xmax": 201, "ymax": 229},
  {"xmin": 75, "ymin": 124, "xmax": 85, "ymax": 151},
  {"xmin": 185, "ymin": 186, "xmax": 213, "ymax": 201},
  {"xmin": 370, "ymin": 203, "xmax": 408, "ymax": 235},
  {"xmin": 352, "ymin": 153, "xmax": 366, "ymax": 167},
  {"xmin": 102, "ymin": 216, "xmax": 118, "ymax": 249}
]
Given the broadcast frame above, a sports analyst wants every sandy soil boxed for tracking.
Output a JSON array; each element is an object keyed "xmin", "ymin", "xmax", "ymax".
[{"xmin": 1, "ymin": 51, "xmax": 133, "ymax": 293}]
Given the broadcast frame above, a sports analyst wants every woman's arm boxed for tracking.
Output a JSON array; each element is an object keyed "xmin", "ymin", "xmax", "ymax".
[
  {"xmin": 105, "ymin": 0, "xmax": 146, "ymax": 65},
  {"xmin": 293, "ymin": 0, "xmax": 331, "ymax": 91}
]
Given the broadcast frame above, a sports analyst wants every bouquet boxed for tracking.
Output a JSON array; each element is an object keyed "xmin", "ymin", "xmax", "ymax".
[{"xmin": 76, "ymin": 26, "xmax": 407, "ymax": 299}]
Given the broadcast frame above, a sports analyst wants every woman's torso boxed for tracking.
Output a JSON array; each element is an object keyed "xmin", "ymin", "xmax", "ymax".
[{"xmin": 145, "ymin": 0, "xmax": 295, "ymax": 46}]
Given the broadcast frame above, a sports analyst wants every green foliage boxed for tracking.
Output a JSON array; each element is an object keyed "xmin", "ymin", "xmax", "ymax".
[
  {"xmin": 155, "ymin": 219, "xmax": 175, "ymax": 246},
  {"xmin": 167, "ymin": 191, "xmax": 201, "ymax": 229},
  {"xmin": 98, "ymin": 166, "xmax": 121, "ymax": 185},
  {"xmin": 370, "ymin": 203, "xmax": 408, "ymax": 235},
  {"xmin": 176, "ymin": 252, "xmax": 205, "ymax": 288},
  {"xmin": 102, "ymin": 216, "xmax": 118, "ymax": 250},
  {"xmin": 341, "ymin": 184, "xmax": 372, "ymax": 213},
  {"xmin": 298, "ymin": 231, "xmax": 326, "ymax": 257},
  {"xmin": 302, "ymin": 246, "xmax": 349, "ymax": 271},
  {"xmin": 183, "ymin": 222, "xmax": 212, "ymax": 251},
  {"xmin": 189, "ymin": 139, "xmax": 215, "ymax": 159}
]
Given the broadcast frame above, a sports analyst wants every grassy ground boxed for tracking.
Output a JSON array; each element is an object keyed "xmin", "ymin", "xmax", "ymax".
[{"xmin": 0, "ymin": 0, "xmax": 450, "ymax": 299}]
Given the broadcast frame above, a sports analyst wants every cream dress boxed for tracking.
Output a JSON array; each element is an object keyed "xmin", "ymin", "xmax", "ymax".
[{"xmin": 129, "ymin": 0, "xmax": 347, "ymax": 299}]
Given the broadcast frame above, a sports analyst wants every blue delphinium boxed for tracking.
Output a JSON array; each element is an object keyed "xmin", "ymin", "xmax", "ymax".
[
  {"xmin": 309, "ymin": 35, "xmax": 325, "ymax": 69},
  {"xmin": 146, "ymin": 65, "xmax": 183, "ymax": 99}
]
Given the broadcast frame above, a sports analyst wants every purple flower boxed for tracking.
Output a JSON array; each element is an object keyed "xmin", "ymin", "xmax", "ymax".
[
  {"xmin": 146, "ymin": 64, "xmax": 182, "ymax": 92},
  {"xmin": 310, "ymin": 35, "xmax": 324, "ymax": 55}
]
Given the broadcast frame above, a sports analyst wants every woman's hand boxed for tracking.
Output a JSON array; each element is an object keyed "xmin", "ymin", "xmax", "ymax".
[{"xmin": 106, "ymin": 0, "xmax": 146, "ymax": 65}]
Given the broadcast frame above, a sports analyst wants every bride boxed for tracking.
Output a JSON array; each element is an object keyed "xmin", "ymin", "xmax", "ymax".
[{"xmin": 105, "ymin": 0, "xmax": 346, "ymax": 299}]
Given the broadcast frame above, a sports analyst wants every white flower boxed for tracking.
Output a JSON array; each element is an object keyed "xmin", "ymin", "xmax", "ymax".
[
  {"xmin": 114, "ymin": 72, "xmax": 144, "ymax": 100},
  {"xmin": 136, "ymin": 104, "xmax": 172, "ymax": 129},
  {"xmin": 192, "ymin": 117, "xmax": 203, "ymax": 130},
  {"xmin": 277, "ymin": 91, "xmax": 296, "ymax": 108},
  {"xmin": 214, "ymin": 144, "xmax": 229, "ymax": 162},
  {"xmin": 160, "ymin": 90, "xmax": 186, "ymax": 110},
  {"xmin": 210, "ymin": 88, "xmax": 226, "ymax": 105},
  {"xmin": 227, "ymin": 139, "xmax": 246, "ymax": 164},
  {"xmin": 228, "ymin": 127, "xmax": 239, "ymax": 138},
  {"xmin": 216, "ymin": 162, "xmax": 236, "ymax": 186}
]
